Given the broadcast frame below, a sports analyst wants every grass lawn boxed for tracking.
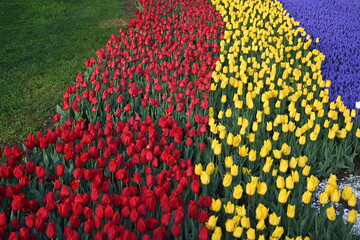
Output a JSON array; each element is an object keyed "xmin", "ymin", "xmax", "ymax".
[{"xmin": 0, "ymin": 0, "xmax": 134, "ymax": 148}]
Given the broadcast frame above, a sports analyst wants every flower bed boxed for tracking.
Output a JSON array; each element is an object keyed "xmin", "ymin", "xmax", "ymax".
[{"xmin": 0, "ymin": 0, "xmax": 359, "ymax": 239}]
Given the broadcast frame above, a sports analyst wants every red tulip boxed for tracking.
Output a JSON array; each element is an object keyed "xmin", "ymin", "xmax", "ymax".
[
  {"xmin": 171, "ymin": 224, "xmax": 181, "ymax": 237},
  {"xmin": 46, "ymin": 222, "xmax": 56, "ymax": 238}
]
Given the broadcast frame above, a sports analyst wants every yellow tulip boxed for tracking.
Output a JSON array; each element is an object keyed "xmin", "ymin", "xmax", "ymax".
[
  {"xmin": 348, "ymin": 193, "xmax": 357, "ymax": 207},
  {"xmin": 233, "ymin": 227, "xmax": 243, "ymax": 238},
  {"xmin": 206, "ymin": 162, "xmax": 215, "ymax": 175},
  {"xmin": 262, "ymin": 157, "xmax": 273, "ymax": 173},
  {"xmin": 326, "ymin": 206, "xmax": 336, "ymax": 221},
  {"xmin": 285, "ymin": 176, "xmax": 294, "ymax": 189},
  {"xmin": 246, "ymin": 228, "xmax": 256, "ymax": 240},
  {"xmin": 299, "ymin": 135, "xmax": 306, "ymax": 145},
  {"xmin": 328, "ymin": 174, "xmax": 337, "ymax": 188},
  {"xmin": 221, "ymin": 95, "xmax": 227, "ymax": 103},
  {"xmin": 302, "ymin": 190, "xmax": 312, "ymax": 204},
  {"xmin": 210, "ymin": 198, "xmax": 222, "ymax": 212},
  {"xmin": 224, "ymin": 156, "xmax": 233, "ymax": 168},
  {"xmin": 257, "ymin": 182, "xmax": 268, "ymax": 195},
  {"xmin": 206, "ymin": 215, "xmax": 218, "ymax": 230},
  {"xmin": 239, "ymin": 145, "xmax": 249, "ymax": 157},
  {"xmin": 212, "ymin": 227, "xmax": 222, "ymax": 240},
  {"xmin": 291, "ymin": 170, "xmax": 300, "ymax": 183},
  {"xmin": 281, "ymin": 143, "xmax": 291, "ymax": 155},
  {"xmin": 227, "ymin": 132, "xmax": 234, "ymax": 146},
  {"xmin": 278, "ymin": 189, "xmax": 291, "ymax": 204},
  {"xmin": 273, "ymin": 132, "xmax": 280, "ymax": 141},
  {"xmin": 223, "ymin": 173, "xmax": 233, "ymax": 187},
  {"xmin": 272, "ymin": 169, "xmax": 278, "ymax": 177},
  {"xmin": 225, "ymin": 108, "xmax": 232, "ymax": 118},
  {"xmin": 302, "ymin": 165, "xmax": 311, "ymax": 176},
  {"xmin": 214, "ymin": 143, "xmax": 222, "ymax": 155},
  {"xmin": 224, "ymin": 201, "xmax": 235, "ymax": 214},
  {"xmin": 279, "ymin": 159, "xmax": 289, "ymax": 173},
  {"xmin": 241, "ymin": 217, "xmax": 251, "ymax": 229},
  {"xmin": 256, "ymin": 203, "xmax": 269, "ymax": 220},
  {"xmin": 236, "ymin": 205, "xmax": 246, "ymax": 217},
  {"xmin": 356, "ymin": 128, "xmax": 360, "ymax": 138},
  {"xmin": 287, "ymin": 204, "xmax": 296, "ymax": 218},
  {"xmin": 256, "ymin": 219, "xmax": 266, "ymax": 230},
  {"xmin": 230, "ymin": 164, "xmax": 238, "ymax": 175},
  {"xmin": 347, "ymin": 209, "xmax": 358, "ymax": 224},
  {"xmin": 276, "ymin": 176, "xmax": 285, "ymax": 189},
  {"xmin": 289, "ymin": 157, "xmax": 298, "ymax": 169},
  {"xmin": 319, "ymin": 192, "xmax": 329, "ymax": 205},
  {"xmin": 233, "ymin": 184, "xmax": 243, "ymax": 199},
  {"xmin": 233, "ymin": 134, "xmax": 241, "ymax": 147},
  {"xmin": 247, "ymin": 133, "xmax": 255, "ymax": 142},
  {"xmin": 341, "ymin": 186, "xmax": 353, "ymax": 201},
  {"xmin": 273, "ymin": 149, "xmax": 282, "ymax": 159},
  {"xmin": 200, "ymin": 171, "xmax": 210, "ymax": 185},
  {"xmin": 249, "ymin": 149, "xmax": 257, "ymax": 161},
  {"xmin": 194, "ymin": 163, "xmax": 202, "ymax": 175},
  {"xmin": 225, "ymin": 219, "xmax": 235, "ymax": 232},
  {"xmin": 272, "ymin": 226, "xmax": 285, "ymax": 238},
  {"xmin": 306, "ymin": 175, "xmax": 319, "ymax": 192},
  {"xmin": 298, "ymin": 154, "xmax": 308, "ymax": 165},
  {"xmin": 269, "ymin": 212, "xmax": 281, "ymax": 226},
  {"xmin": 330, "ymin": 189, "xmax": 340, "ymax": 203}
]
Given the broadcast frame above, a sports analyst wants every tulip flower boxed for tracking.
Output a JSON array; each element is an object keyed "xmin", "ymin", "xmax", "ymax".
[
  {"xmin": 347, "ymin": 210, "xmax": 358, "ymax": 224},
  {"xmin": 326, "ymin": 206, "xmax": 336, "ymax": 221}
]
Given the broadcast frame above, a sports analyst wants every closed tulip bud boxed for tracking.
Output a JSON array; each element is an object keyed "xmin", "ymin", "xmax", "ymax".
[
  {"xmin": 273, "ymin": 150, "xmax": 282, "ymax": 159},
  {"xmin": 289, "ymin": 157, "xmax": 298, "ymax": 169},
  {"xmin": 214, "ymin": 143, "xmax": 222, "ymax": 155},
  {"xmin": 223, "ymin": 173, "xmax": 232, "ymax": 187},
  {"xmin": 256, "ymin": 204, "xmax": 269, "ymax": 220},
  {"xmin": 246, "ymin": 182, "xmax": 257, "ymax": 196},
  {"xmin": 226, "ymin": 109, "xmax": 232, "ymax": 118},
  {"xmin": 356, "ymin": 129, "xmax": 360, "ymax": 138},
  {"xmin": 285, "ymin": 176, "xmax": 294, "ymax": 189},
  {"xmin": 195, "ymin": 164, "xmax": 203, "ymax": 175},
  {"xmin": 210, "ymin": 199, "xmax": 221, "ymax": 212},
  {"xmin": 298, "ymin": 156, "xmax": 308, "ymax": 168},
  {"xmin": 206, "ymin": 162, "xmax": 215, "ymax": 175},
  {"xmin": 200, "ymin": 171, "xmax": 210, "ymax": 185},
  {"xmin": 221, "ymin": 95, "xmax": 227, "ymax": 103},
  {"xmin": 248, "ymin": 149, "xmax": 257, "ymax": 161},
  {"xmin": 256, "ymin": 219, "xmax": 266, "ymax": 230},
  {"xmin": 279, "ymin": 159, "xmax": 289, "ymax": 173},
  {"xmin": 233, "ymin": 227, "xmax": 243, "ymax": 238},
  {"xmin": 262, "ymin": 157, "xmax": 273, "ymax": 173},
  {"xmin": 212, "ymin": 227, "xmax": 222, "ymax": 240},
  {"xmin": 347, "ymin": 209, "xmax": 358, "ymax": 224},
  {"xmin": 233, "ymin": 135, "xmax": 241, "ymax": 147},
  {"xmin": 269, "ymin": 212, "xmax": 281, "ymax": 226},
  {"xmin": 206, "ymin": 215, "xmax": 218, "ymax": 230},
  {"xmin": 266, "ymin": 122, "xmax": 273, "ymax": 131},
  {"xmin": 224, "ymin": 201, "xmax": 235, "ymax": 214},
  {"xmin": 246, "ymin": 228, "xmax": 256, "ymax": 240},
  {"xmin": 247, "ymin": 133, "xmax": 255, "ymax": 142},
  {"xmin": 330, "ymin": 189, "xmax": 340, "ymax": 203},
  {"xmin": 348, "ymin": 193, "xmax": 357, "ymax": 207},
  {"xmin": 227, "ymin": 133, "xmax": 234, "ymax": 145},
  {"xmin": 272, "ymin": 169, "xmax": 278, "ymax": 177},
  {"xmin": 252, "ymin": 122, "xmax": 258, "ymax": 132},
  {"xmin": 231, "ymin": 165, "xmax": 239, "ymax": 176},
  {"xmin": 299, "ymin": 135, "xmax": 306, "ymax": 145},
  {"xmin": 273, "ymin": 132, "xmax": 280, "ymax": 141},
  {"xmin": 236, "ymin": 205, "xmax": 246, "ymax": 216},
  {"xmin": 225, "ymin": 156, "xmax": 233, "ymax": 168},
  {"xmin": 328, "ymin": 174, "xmax": 337, "ymax": 188},
  {"xmin": 276, "ymin": 176, "xmax": 285, "ymax": 189},
  {"xmin": 278, "ymin": 189, "xmax": 291, "ymax": 204},
  {"xmin": 326, "ymin": 206, "xmax": 336, "ymax": 221},
  {"xmin": 218, "ymin": 111, "xmax": 224, "ymax": 119},
  {"xmin": 281, "ymin": 143, "xmax": 291, "ymax": 155},
  {"xmin": 233, "ymin": 185, "xmax": 243, "ymax": 199},
  {"xmin": 319, "ymin": 192, "xmax": 329, "ymax": 204},
  {"xmin": 302, "ymin": 191, "xmax": 312, "ymax": 204},
  {"xmin": 287, "ymin": 205, "xmax": 296, "ymax": 218},
  {"xmin": 341, "ymin": 186, "xmax": 353, "ymax": 201},
  {"xmin": 306, "ymin": 175, "xmax": 320, "ymax": 192},
  {"xmin": 302, "ymin": 165, "xmax": 311, "ymax": 176},
  {"xmin": 257, "ymin": 182, "xmax": 268, "ymax": 195},
  {"xmin": 291, "ymin": 171, "xmax": 300, "ymax": 182},
  {"xmin": 272, "ymin": 226, "xmax": 284, "ymax": 238},
  {"xmin": 225, "ymin": 219, "xmax": 235, "ymax": 232},
  {"xmin": 239, "ymin": 145, "xmax": 249, "ymax": 157},
  {"xmin": 241, "ymin": 217, "xmax": 251, "ymax": 229}
]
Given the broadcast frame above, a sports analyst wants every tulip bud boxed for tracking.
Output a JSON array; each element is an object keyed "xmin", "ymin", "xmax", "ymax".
[
  {"xmin": 286, "ymin": 205, "xmax": 296, "ymax": 218},
  {"xmin": 319, "ymin": 192, "xmax": 329, "ymax": 205},
  {"xmin": 326, "ymin": 206, "xmax": 336, "ymax": 221},
  {"xmin": 347, "ymin": 209, "xmax": 358, "ymax": 224},
  {"xmin": 302, "ymin": 191, "xmax": 312, "ymax": 204},
  {"xmin": 348, "ymin": 193, "xmax": 357, "ymax": 207},
  {"xmin": 210, "ymin": 199, "xmax": 221, "ymax": 212},
  {"xmin": 278, "ymin": 189, "xmax": 291, "ymax": 204},
  {"xmin": 269, "ymin": 212, "xmax": 281, "ymax": 226},
  {"xmin": 233, "ymin": 227, "xmax": 243, "ymax": 238},
  {"xmin": 341, "ymin": 186, "xmax": 353, "ymax": 201}
]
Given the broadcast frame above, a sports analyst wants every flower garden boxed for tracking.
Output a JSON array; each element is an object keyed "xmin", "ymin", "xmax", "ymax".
[{"xmin": 0, "ymin": 0, "xmax": 359, "ymax": 239}]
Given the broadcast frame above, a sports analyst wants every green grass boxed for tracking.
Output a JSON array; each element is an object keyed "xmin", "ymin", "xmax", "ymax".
[{"xmin": 0, "ymin": 0, "xmax": 134, "ymax": 147}]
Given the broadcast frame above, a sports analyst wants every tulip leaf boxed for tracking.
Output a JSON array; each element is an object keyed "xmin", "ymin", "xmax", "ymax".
[{"xmin": 27, "ymin": 189, "xmax": 44, "ymax": 206}]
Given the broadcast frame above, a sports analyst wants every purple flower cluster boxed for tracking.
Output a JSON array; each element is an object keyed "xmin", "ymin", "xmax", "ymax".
[{"xmin": 280, "ymin": 0, "xmax": 360, "ymax": 109}]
